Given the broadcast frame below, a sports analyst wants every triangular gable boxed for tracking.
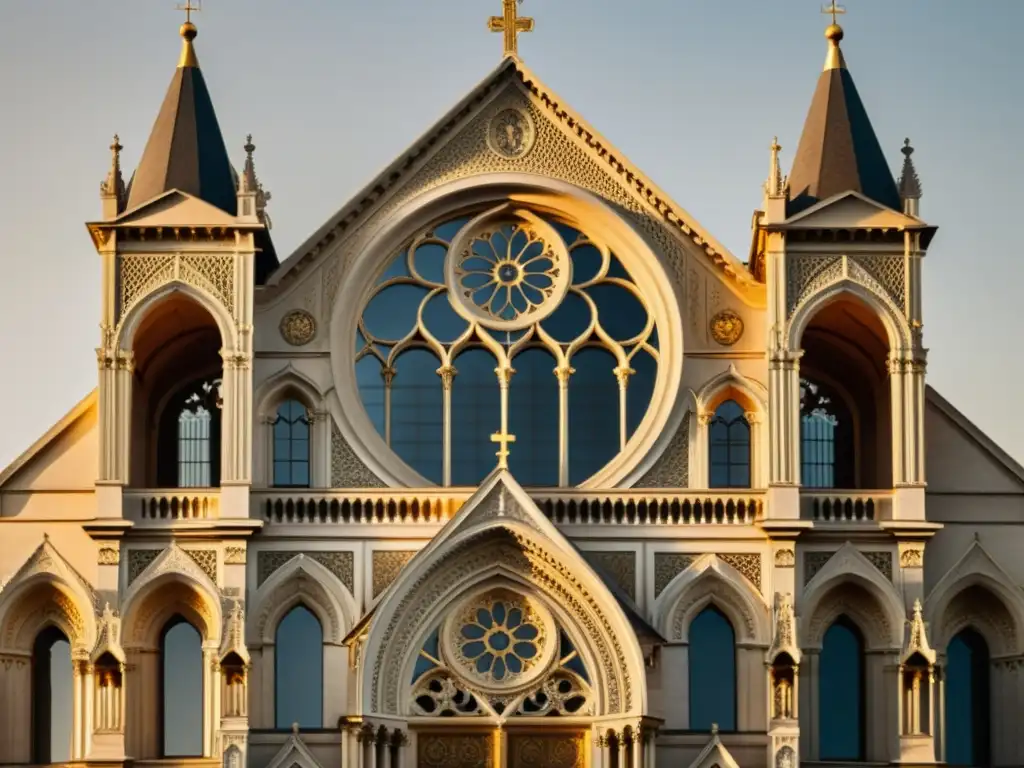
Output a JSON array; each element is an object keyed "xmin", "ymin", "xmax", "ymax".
[
  {"xmin": 1, "ymin": 535, "xmax": 97, "ymax": 605},
  {"xmin": 263, "ymin": 57, "xmax": 757, "ymax": 299},
  {"xmin": 925, "ymin": 386, "xmax": 1024, "ymax": 490},
  {"xmin": 686, "ymin": 729, "xmax": 741, "ymax": 768},
  {"xmin": 105, "ymin": 189, "xmax": 248, "ymax": 228},
  {"xmin": 264, "ymin": 726, "xmax": 325, "ymax": 768},
  {"xmin": 780, "ymin": 190, "xmax": 925, "ymax": 229},
  {"xmin": 0, "ymin": 390, "xmax": 96, "ymax": 489}
]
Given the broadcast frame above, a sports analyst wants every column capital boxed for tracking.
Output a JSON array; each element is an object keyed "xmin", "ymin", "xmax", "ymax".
[{"xmin": 436, "ymin": 364, "xmax": 457, "ymax": 391}]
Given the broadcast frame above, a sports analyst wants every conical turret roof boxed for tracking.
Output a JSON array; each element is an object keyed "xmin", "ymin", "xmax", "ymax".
[
  {"xmin": 787, "ymin": 24, "xmax": 901, "ymax": 215},
  {"xmin": 125, "ymin": 22, "xmax": 236, "ymax": 214}
]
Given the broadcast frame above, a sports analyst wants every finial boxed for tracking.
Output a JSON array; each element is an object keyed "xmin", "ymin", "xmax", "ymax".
[
  {"xmin": 898, "ymin": 137, "xmax": 922, "ymax": 208},
  {"xmin": 101, "ymin": 134, "xmax": 126, "ymax": 206},
  {"xmin": 237, "ymin": 134, "xmax": 272, "ymax": 225},
  {"xmin": 711, "ymin": 723, "xmax": 719, "ymax": 735},
  {"xmin": 488, "ymin": 0, "xmax": 534, "ymax": 58},
  {"xmin": 291, "ymin": 722, "xmax": 300, "ymax": 735},
  {"xmin": 821, "ymin": 2, "xmax": 846, "ymax": 70},
  {"xmin": 177, "ymin": 2, "xmax": 201, "ymax": 68},
  {"xmin": 766, "ymin": 136, "xmax": 786, "ymax": 199}
]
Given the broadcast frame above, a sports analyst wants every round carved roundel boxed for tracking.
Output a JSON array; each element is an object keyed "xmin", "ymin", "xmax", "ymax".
[
  {"xmin": 445, "ymin": 208, "xmax": 572, "ymax": 331},
  {"xmin": 710, "ymin": 308, "xmax": 744, "ymax": 346},
  {"xmin": 487, "ymin": 108, "xmax": 536, "ymax": 159},
  {"xmin": 440, "ymin": 590, "xmax": 556, "ymax": 694},
  {"xmin": 280, "ymin": 309, "xmax": 317, "ymax": 346}
]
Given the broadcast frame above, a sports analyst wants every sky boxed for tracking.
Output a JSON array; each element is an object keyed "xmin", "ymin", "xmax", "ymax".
[{"xmin": 0, "ymin": 0, "xmax": 1021, "ymax": 469}]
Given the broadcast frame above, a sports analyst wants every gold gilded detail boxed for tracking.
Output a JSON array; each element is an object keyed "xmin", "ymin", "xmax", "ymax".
[
  {"xmin": 487, "ymin": 108, "xmax": 536, "ymax": 159},
  {"xmin": 488, "ymin": 0, "xmax": 534, "ymax": 58},
  {"xmin": 280, "ymin": 309, "xmax": 317, "ymax": 346},
  {"xmin": 710, "ymin": 308, "xmax": 745, "ymax": 346}
]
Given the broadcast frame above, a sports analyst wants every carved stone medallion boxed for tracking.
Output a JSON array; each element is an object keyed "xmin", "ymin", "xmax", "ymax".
[
  {"xmin": 710, "ymin": 309, "xmax": 744, "ymax": 346},
  {"xmin": 487, "ymin": 108, "xmax": 536, "ymax": 159},
  {"xmin": 279, "ymin": 309, "xmax": 316, "ymax": 346}
]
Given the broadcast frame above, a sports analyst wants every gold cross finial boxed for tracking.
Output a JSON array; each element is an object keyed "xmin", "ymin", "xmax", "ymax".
[
  {"xmin": 491, "ymin": 429, "xmax": 516, "ymax": 470},
  {"xmin": 822, "ymin": 1, "xmax": 845, "ymax": 25},
  {"xmin": 488, "ymin": 0, "xmax": 534, "ymax": 58},
  {"xmin": 177, "ymin": 0, "xmax": 201, "ymax": 24}
]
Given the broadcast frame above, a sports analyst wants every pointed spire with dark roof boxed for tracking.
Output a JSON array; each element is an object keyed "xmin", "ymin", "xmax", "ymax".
[
  {"xmin": 786, "ymin": 23, "xmax": 901, "ymax": 215},
  {"xmin": 125, "ymin": 21, "xmax": 236, "ymax": 214}
]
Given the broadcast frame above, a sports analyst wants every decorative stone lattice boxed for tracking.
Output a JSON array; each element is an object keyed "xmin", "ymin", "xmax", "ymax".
[
  {"xmin": 118, "ymin": 253, "xmax": 235, "ymax": 324},
  {"xmin": 786, "ymin": 255, "xmax": 842, "ymax": 317},
  {"xmin": 864, "ymin": 551, "xmax": 893, "ymax": 581},
  {"xmin": 634, "ymin": 412, "xmax": 690, "ymax": 488},
  {"xmin": 719, "ymin": 553, "xmax": 762, "ymax": 593},
  {"xmin": 654, "ymin": 553, "xmax": 696, "ymax": 598},
  {"xmin": 255, "ymin": 550, "xmax": 355, "ymax": 591},
  {"xmin": 787, "ymin": 252, "xmax": 907, "ymax": 325},
  {"xmin": 582, "ymin": 552, "xmax": 637, "ymax": 602},
  {"xmin": 183, "ymin": 549, "xmax": 218, "ymax": 583},
  {"xmin": 851, "ymin": 254, "xmax": 906, "ymax": 309},
  {"xmin": 224, "ymin": 547, "xmax": 246, "ymax": 565},
  {"xmin": 331, "ymin": 421, "xmax": 385, "ymax": 488},
  {"xmin": 127, "ymin": 549, "xmax": 162, "ymax": 585},
  {"xmin": 372, "ymin": 550, "xmax": 418, "ymax": 598},
  {"xmin": 803, "ymin": 550, "xmax": 893, "ymax": 585}
]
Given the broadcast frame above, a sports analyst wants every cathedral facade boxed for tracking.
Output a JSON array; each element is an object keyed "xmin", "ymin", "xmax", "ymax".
[{"xmin": 1, "ymin": 6, "xmax": 1023, "ymax": 768}]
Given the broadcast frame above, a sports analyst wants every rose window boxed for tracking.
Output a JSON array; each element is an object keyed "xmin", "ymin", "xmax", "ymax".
[
  {"xmin": 459, "ymin": 600, "xmax": 541, "ymax": 682},
  {"xmin": 355, "ymin": 205, "xmax": 659, "ymax": 487}
]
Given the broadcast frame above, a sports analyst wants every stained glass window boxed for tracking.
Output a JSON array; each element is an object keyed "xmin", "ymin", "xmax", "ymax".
[
  {"xmin": 709, "ymin": 399, "xmax": 751, "ymax": 488},
  {"xmin": 273, "ymin": 400, "xmax": 311, "ymax": 488}
]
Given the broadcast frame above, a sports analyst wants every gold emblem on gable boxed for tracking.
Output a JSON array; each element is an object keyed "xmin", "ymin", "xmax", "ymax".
[
  {"xmin": 710, "ymin": 309, "xmax": 744, "ymax": 346},
  {"xmin": 487, "ymin": 108, "xmax": 536, "ymax": 159},
  {"xmin": 280, "ymin": 309, "xmax": 317, "ymax": 346}
]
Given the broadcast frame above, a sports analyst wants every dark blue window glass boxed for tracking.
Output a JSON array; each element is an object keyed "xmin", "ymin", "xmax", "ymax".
[
  {"xmin": 819, "ymin": 618, "xmax": 864, "ymax": 760},
  {"xmin": 509, "ymin": 349, "xmax": 559, "ymax": 486},
  {"xmin": 275, "ymin": 606, "xmax": 324, "ymax": 729},
  {"xmin": 709, "ymin": 400, "xmax": 751, "ymax": 488},
  {"xmin": 32, "ymin": 628, "xmax": 72, "ymax": 763},
  {"xmin": 273, "ymin": 399, "xmax": 310, "ymax": 487},
  {"xmin": 568, "ymin": 348, "xmax": 620, "ymax": 485},
  {"xmin": 627, "ymin": 350, "xmax": 657, "ymax": 440},
  {"xmin": 945, "ymin": 629, "xmax": 990, "ymax": 767},
  {"xmin": 451, "ymin": 349, "xmax": 499, "ymax": 486},
  {"xmin": 688, "ymin": 607, "xmax": 736, "ymax": 731},
  {"xmin": 161, "ymin": 618, "xmax": 203, "ymax": 757},
  {"xmin": 356, "ymin": 356, "xmax": 386, "ymax": 436},
  {"xmin": 801, "ymin": 378, "xmax": 854, "ymax": 488},
  {"xmin": 390, "ymin": 350, "xmax": 443, "ymax": 485}
]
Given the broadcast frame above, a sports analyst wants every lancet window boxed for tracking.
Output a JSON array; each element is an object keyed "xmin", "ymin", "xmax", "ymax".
[
  {"xmin": 31, "ymin": 627, "xmax": 73, "ymax": 764},
  {"xmin": 819, "ymin": 617, "xmax": 865, "ymax": 761},
  {"xmin": 409, "ymin": 590, "xmax": 592, "ymax": 719},
  {"xmin": 272, "ymin": 400, "xmax": 311, "ymax": 488},
  {"xmin": 944, "ymin": 629, "xmax": 990, "ymax": 767},
  {"xmin": 274, "ymin": 605, "xmax": 323, "ymax": 728},
  {"xmin": 355, "ymin": 208, "xmax": 658, "ymax": 487},
  {"xmin": 158, "ymin": 377, "xmax": 222, "ymax": 488},
  {"xmin": 160, "ymin": 617, "xmax": 203, "ymax": 757},
  {"xmin": 800, "ymin": 378, "xmax": 853, "ymax": 489},
  {"xmin": 687, "ymin": 606, "xmax": 736, "ymax": 731},
  {"xmin": 708, "ymin": 400, "xmax": 751, "ymax": 488}
]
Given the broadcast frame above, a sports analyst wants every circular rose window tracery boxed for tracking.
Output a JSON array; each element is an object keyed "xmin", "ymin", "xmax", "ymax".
[{"xmin": 355, "ymin": 205, "xmax": 660, "ymax": 488}]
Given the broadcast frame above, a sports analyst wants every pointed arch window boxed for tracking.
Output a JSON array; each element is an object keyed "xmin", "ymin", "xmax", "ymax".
[
  {"xmin": 688, "ymin": 606, "xmax": 736, "ymax": 731},
  {"xmin": 31, "ymin": 627, "xmax": 73, "ymax": 764},
  {"xmin": 354, "ymin": 212, "xmax": 659, "ymax": 488},
  {"xmin": 275, "ymin": 606, "xmax": 323, "ymax": 728},
  {"xmin": 819, "ymin": 617, "xmax": 865, "ymax": 761},
  {"xmin": 273, "ymin": 400, "xmax": 311, "ymax": 488},
  {"xmin": 709, "ymin": 400, "xmax": 751, "ymax": 488},
  {"xmin": 160, "ymin": 617, "xmax": 203, "ymax": 757},
  {"xmin": 800, "ymin": 378, "xmax": 854, "ymax": 488},
  {"xmin": 158, "ymin": 377, "xmax": 222, "ymax": 488},
  {"xmin": 945, "ymin": 629, "xmax": 990, "ymax": 767}
]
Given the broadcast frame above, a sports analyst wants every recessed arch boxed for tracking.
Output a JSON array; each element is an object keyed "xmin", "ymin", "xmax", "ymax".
[
  {"xmin": 694, "ymin": 364, "xmax": 768, "ymax": 416},
  {"xmin": 788, "ymin": 278, "xmax": 910, "ymax": 353},
  {"xmin": 329, "ymin": 174, "xmax": 685, "ymax": 490},
  {"xmin": 653, "ymin": 554, "xmax": 770, "ymax": 646},
  {"xmin": 116, "ymin": 281, "xmax": 234, "ymax": 353},
  {"xmin": 254, "ymin": 365, "xmax": 324, "ymax": 422}
]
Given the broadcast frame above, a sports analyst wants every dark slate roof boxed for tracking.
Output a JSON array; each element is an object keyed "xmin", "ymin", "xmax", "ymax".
[
  {"xmin": 787, "ymin": 29, "xmax": 901, "ymax": 216},
  {"xmin": 125, "ymin": 25, "xmax": 236, "ymax": 214}
]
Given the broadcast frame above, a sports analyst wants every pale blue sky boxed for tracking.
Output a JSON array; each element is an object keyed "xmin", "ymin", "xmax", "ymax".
[{"xmin": 0, "ymin": 0, "xmax": 1021, "ymax": 469}]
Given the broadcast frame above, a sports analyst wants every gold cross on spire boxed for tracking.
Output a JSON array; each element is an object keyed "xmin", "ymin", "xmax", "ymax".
[
  {"xmin": 489, "ymin": 0, "xmax": 534, "ymax": 58},
  {"xmin": 822, "ymin": 1, "xmax": 846, "ymax": 25},
  {"xmin": 491, "ymin": 429, "xmax": 516, "ymax": 470},
  {"xmin": 176, "ymin": 0, "xmax": 201, "ymax": 24}
]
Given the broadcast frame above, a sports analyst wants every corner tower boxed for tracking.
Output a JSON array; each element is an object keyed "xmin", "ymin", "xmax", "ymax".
[
  {"xmin": 756, "ymin": 18, "xmax": 937, "ymax": 524},
  {"xmin": 87, "ymin": 19, "xmax": 276, "ymax": 522}
]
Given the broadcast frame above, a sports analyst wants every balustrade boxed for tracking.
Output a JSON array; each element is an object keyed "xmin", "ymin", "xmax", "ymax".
[
  {"xmin": 800, "ymin": 490, "xmax": 892, "ymax": 522},
  {"xmin": 124, "ymin": 489, "xmax": 220, "ymax": 520}
]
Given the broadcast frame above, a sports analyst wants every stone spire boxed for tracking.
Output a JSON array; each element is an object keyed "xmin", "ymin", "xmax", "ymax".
[
  {"xmin": 898, "ymin": 138, "xmax": 922, "ymax": 216},
  {"xmin": 786, "ymin": 21, "xmax": 901, "ymax": 215},
  {"xmin": 100, "ymin": 134, "xmax": 126, "ymax": 219},
  {"xmin": 236, "ymin": 135, "xmax": 272, "ymax": 226},
  {"xmin": 125, "ymin": 18, "xmax": 236, "ymax": 214}
]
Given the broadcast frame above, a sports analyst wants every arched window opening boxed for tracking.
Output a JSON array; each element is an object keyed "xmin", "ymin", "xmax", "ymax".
[
  {"xmin": 945, "ymin": 629, "xmax": 990, "ymax": 767},
  {"xmin": 94, "ymin": 651, "xmax": 123, "ymax": 733},
  {"xmin": 709, "ymin": 399, "xmax": 751, "ymax": 488},
  {"xmin": 129, "ymin": 292, "xmax": 223, "ymax": 488},
  {"xmin": 272, "ymin": 399, "xmax": 311, "ymax": 488},
  {"xmin": 31, "ymin": 627, "xmax": 73, "ymax": 764},
  {"xmin": 819, "ymin": 617, "xmax": 865, "ymax": 761},
  {"xmin": 771, "ymin": 652, "xmax": 796, "ymax": 720},
  {"xmin": 354, "ymin": 212, "xmax": 659, "ymax": 488},
  {"xmin": 275, "ymin": 605, "xmax": 323, "ymax": 729},
  {"xmin": 800, "ymin": 297, "xmax": 892, "ymax": 489},
  {"xmin": 160, "ymin": 617, "xmax": 203, "ymax": 757},
  {"xmin": 220, "ymin": 652, "xmax": 247, "ymax": 718},
  {"xmin": 688, "ymin": 606, "xmax": 736, "ymax": 732}
]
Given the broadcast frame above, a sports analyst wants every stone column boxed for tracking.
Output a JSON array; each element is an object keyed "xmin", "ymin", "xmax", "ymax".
[
  {"xmin": 555, "ymin": 364, "xmax": 574, "ymax": 487},
  {"xmin": 745, "ymin": 410, "xmax": 766, "ymax": 488},
  {"xmin": 437, "ymin": 365, "xmax": 456, "ymax": 486}
]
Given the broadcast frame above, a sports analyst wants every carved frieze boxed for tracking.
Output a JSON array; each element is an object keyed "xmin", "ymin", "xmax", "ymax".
[
  {"xmin": 774, "ymin": 549, "xmax": 795, "ymax": 568},
  {"xmin": 224, "ymin": 546, "xmax": 246, "ymax": 565},
  {"xmin": 98, "ymin": 546, "xmax": 120, "ymax": 565},
  {"xmin": 899, "ymin": 543, "xmax": 924, "ymax": 569},
  {"xmin": 372, "ymin": 550, "xmax": 418, "ymax": 599}
]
